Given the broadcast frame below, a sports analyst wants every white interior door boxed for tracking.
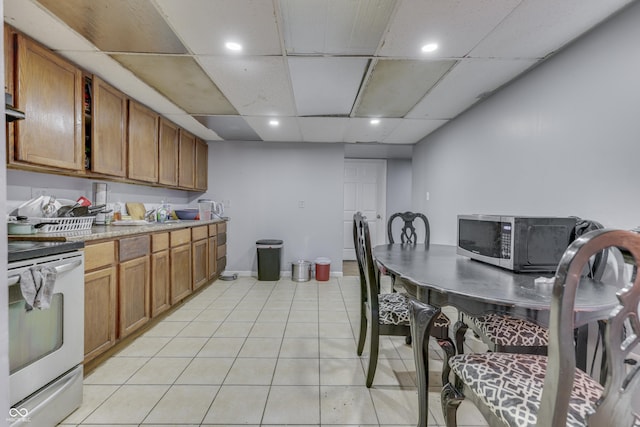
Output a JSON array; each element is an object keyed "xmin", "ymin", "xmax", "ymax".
[{"xmin": 343, "ymin": 159, "xmax": 387, "ymax": 260}]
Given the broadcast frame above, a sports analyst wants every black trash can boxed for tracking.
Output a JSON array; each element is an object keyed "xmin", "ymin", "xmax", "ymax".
[{"xmin": 256, "ymin": 239, "xmax": 283, "ymax": 281}]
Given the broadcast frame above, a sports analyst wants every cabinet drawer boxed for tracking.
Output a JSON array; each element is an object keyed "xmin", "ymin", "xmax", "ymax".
[
  {"xmin": 217, "ymin": 243, "xmax": 227, "ymax": 259},
  {"xmin": 119, "ymin": 235, "xmax": 150, "ymax": 262},
  {"xmin": 85, "ymin": 241, "xmax": 116, "ymax": 271},
  {"xmin": 152, "ymin": 232, "xmax": 169, "ymax": 252},
  {"xmin": 192, "ymin": 225, "xmax": 208, "ymax": 241},
  {"xmin": 170, "ymin": 228, "xmax": 191, "ymax": 247},
  {"xmin": 208, "ymin": 224, "xmax": 217, "ymax": 237},
  {"xmin": 217, "ymin": 222, "xmax": 227, "ymax": 234}
]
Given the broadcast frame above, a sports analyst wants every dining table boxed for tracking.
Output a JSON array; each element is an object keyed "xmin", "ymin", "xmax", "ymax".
[{"xmin": 373, "ymin": 243, "xmax": 621, "ymax": 427}]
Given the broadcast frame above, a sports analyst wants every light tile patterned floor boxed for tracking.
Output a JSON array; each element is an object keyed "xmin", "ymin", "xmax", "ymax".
[{"xmin": 59, "ymin": 276, "xmax": 488, "ymax": 426}]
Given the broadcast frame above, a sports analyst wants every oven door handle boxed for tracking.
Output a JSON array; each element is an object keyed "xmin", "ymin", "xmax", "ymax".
[
  {"xmin": 7, "ymin": 259, "xmax": 82, "ymax": 285},
  {"xmin": 54, "ymin": 259, "xmax": 83, "ymax": 275}
]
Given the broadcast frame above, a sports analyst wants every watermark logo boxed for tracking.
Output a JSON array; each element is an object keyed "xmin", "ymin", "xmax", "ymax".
[{"xmin": 7, "ymin": 407, "xmax": 31, "ymax": 423}]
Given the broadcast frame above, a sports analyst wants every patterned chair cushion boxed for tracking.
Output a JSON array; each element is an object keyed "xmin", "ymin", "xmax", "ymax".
[
  {"xmin": 449, "ymin": 352, "xmax": 603, "ymax": 427},
  {"xmin": 378, "ymin": 294, "xmax": 451, "ymax": 328},
  {"xmin": 378, "ymin": 293, "xmax": 410, "ymax": 325},
  {"xmin": 471, "ymin": 314, "xmax": 549, "ymax": 347}
]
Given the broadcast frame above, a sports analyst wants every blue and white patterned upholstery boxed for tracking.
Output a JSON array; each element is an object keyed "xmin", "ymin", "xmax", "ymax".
[
  {"xmin": 470, "ymin": 314, "xmax": 548, "ymax": 347},
  {"xmin": 449, "ymin": 352, "xmax": 603, "ymax": 427}
]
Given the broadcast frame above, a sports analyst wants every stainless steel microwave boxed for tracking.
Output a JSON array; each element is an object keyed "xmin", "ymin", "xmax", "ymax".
[{"xmin": 456, "ymin": 214, "xmax": 577, "ymax": 272}]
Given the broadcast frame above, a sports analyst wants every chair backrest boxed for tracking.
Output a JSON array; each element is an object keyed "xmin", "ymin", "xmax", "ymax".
[
  {"xmin": 572, "ymin": 217, "xmax": 609, "ymax": 280},
  {"xmin": 353, "ymin": 212, "xmax": 381, "ymax": 312},
  {"xmin": 539, "ymin": 229, "xmax": 640, "ymax": 426},
  {"xmin": 387, "ymin": 211, "xmax": 430, "ymax": 244}
]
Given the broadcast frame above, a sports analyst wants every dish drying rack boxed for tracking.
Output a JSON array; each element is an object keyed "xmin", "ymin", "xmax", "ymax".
[{"xmin": 31, "ymin": 216, "xmax": 95, "ymax": 233}]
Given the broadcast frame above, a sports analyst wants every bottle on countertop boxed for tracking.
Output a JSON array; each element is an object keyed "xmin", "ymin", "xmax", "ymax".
[
  {"xmin": 157, "ymin": 201, "xmax": 168, "ymax": 223},
  {"xmin": 113, "ymin": 202, "xmax": 122, "ymax": 222}
]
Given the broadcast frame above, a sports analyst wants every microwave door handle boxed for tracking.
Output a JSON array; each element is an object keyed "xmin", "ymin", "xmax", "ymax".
[{"xmin": 54, "ymin": 259, "xmax": 82, "ymax": 275}]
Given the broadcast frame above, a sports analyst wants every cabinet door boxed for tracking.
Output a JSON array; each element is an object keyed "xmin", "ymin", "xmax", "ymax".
[
  {"xmin": 91, "ymin": 76, "xmax": 127, "ymax": 177},
  {"xmin": 151, "ymin": 249, "xmax": 170, "ymax": 317},
  {"xmin": 128, "ymin": 100, "xmax": 158, "ymax": 183},
  {"xmin": 178, "ymin": 129, "xmax": 195, "ymax": 189},
  {"xmin": 192, "ymin": 238, "xmax": 208, "ymax": 290},
  {"xmin": 170, "ymin": 244, "xmax": 192, "ymax": 304},
  {"xmin": 158, "ymin": 118, "xmax": 179, "ymax": 186},
  {"xmin": 14, "ymin": 34, "xmax": 83, "ymax": 170},
  {"xmin": 119, "ymin": 256, "xmax": 150, "ymax": 337},
  {"xmin": 84, "ymin": 266, "xmax": 117, "ymax": 362},
  {"xmin": 195, "ymin": 138, "xmax": 208, "ymax": 191},
  {"xmin": 208, "ymin": 236, "xmax": 217, "ymax": 280}
]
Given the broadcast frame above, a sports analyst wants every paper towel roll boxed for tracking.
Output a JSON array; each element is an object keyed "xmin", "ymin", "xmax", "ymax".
[{"xmin": 93, "ymin": 183, "xmax": 107, "ymax": 224}]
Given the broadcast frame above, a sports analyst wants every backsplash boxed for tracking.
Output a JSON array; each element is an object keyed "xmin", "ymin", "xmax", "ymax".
[{"xmin": 6, "ymin": 169, "xmax": 198, "ymax": 217}]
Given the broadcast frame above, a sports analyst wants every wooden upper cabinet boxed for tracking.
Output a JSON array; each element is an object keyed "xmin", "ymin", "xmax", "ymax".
[
  {"xmin": 158, "ymin": 118, "xmax": 179, "ymax": 186},
  {"xmin": 195, "ymin": 138, "xmax": 208, "ymax": 191},
  {"xmin": 90, "ymin": 76, "xmax": 127, "ymax": 177},
  {"xmin": 14, "ymin": 33, "xmax": 83, "ymax": 170},
  {"xmin": 127, "ymin": 100, "xmax": 158, "ymax": 183},
  {"xmin": 178, "ymin": 129, "xmax": 196, "ymax": 189}
]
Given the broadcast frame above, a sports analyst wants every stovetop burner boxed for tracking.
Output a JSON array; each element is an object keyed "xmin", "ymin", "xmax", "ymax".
[{"xmin": 8, "ymin": 240, "xmax": 84, "ymax": 263}]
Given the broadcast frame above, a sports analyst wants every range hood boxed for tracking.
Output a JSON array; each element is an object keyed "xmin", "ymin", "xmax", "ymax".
[{"xmin": 5, "ymin": 92, "xmax": 25, "ymax": 122}]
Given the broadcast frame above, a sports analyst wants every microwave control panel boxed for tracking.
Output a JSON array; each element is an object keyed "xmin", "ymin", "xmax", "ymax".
[{"xmin": 500, "ymin": 223, "xmax": 512, "ymax": 259}]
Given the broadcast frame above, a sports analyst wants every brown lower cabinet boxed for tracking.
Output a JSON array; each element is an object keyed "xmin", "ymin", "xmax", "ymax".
[
  {"xmin": 192, "ymin": 226, "xmax": 208, "ymax": 290},
  {"xmin": 84, "ymin": 241, "xmax": 117, "ymax": 363},
  {"xmin": 83, "ymin": 222, "xmax": 227, "ymax": 363},
  {"xmin": 170, "ymin": 228, "xmax": 192, "ymax": 304},
  {"xmin": 151, "ymin": 233, "xmax": 171, "ymax": 317},
  {"xmin": 118, "ymin": 235, "xmax": 151, "ymax": 338}
]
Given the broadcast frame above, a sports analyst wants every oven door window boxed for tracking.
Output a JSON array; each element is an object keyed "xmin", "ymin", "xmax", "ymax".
[{"xmin": 8, "ymin": 284, "xmax": 63, "ymax": 374}]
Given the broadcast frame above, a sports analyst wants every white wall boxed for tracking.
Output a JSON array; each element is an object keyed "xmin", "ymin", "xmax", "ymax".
[
  {"xmin": 207, "ymin": 141, "xmax": 345, "ymax": 276},
  {"xmin": 386, "ymin": 159, "xmax": 412, "ymax": 216},
  {"xmin": 412, "ymin": 3, "xmax": 640, "ymax": 245}
]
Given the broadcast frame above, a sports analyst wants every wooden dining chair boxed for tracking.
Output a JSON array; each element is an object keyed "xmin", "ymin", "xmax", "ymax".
[
  {"xmin": 440, "ymin": 228, "xmax": 640, "ymax": 427},
  {"xmin": 387, "ymin": 211, "xmax": 430, "ymax": 244},
  {"xmin": 454, "ymin": 218, "xmax": 608, "ymax": 356},
  {"xmin": 353, "ymin": 212, "xmax": 455, "ymax": 388}
]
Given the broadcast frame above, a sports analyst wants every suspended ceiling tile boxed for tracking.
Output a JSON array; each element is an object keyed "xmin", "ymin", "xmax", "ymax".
[
  {"xmin": 193, "ymin": 116, "xmax": 261, "ymax": 141},
  {"xmin": 470, "ymin": 0, "xmax": 634, "ymax": 58},
  {"xmin": 354, "ymin": 59, "xmax": 456, "ymax": 118},
  {"xmin": 111, "ymin": 54, "xmax": 237, "ymax": 115},
  {"xmin": 199, "ymin": 56, "xmax": 296, "ymax": 116},
  {"xmin": 298, "ymin": 117, "xmax": 349, "ymax": 142},
  {"xmin": 5, "ymin": 0, "xmax": 97, "ymax": 51},
  {"xmin": 344, "ymin": 118, "xmax": 402, "ymax": 143},
  {"xmin": 245, "ymin": 116, "xmax": 303, "ymax": 142},
  {"xmin": 36, "ymin": 0, "xmax": 187, "ymax": 53},
  {"xmin": 407, "ymin": 58, "xmax": 537, "ymax": 120},
  {"xmin": 383, "ymin": 119, "xmax": 448, "ymax": 144},
  {"xmin": 163, "ymin": 114, "xmax": 223, "ymax": 141},
  {"xmin": 378, "ymin": 0, "xmax": 520, "ymax": 58},
  {"xmin": 288, "ymin": 57, "xmax": 368, "ymax": 116},
  {"xmin": 280, "ymin": 0, "xmax": 397, "ymax": 55},
  {"xmin": 155, "ymin": 0, "xmax": 281, "ymax": 55}
]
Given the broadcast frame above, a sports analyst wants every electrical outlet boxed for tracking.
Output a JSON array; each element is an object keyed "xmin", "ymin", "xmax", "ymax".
[
  {"xmin": 31, "ymin": 187, "xmax": 48, "ymax": 198},
  {"xmin": 425, "ymin": 191, "xmax": 430, "ymax": 201},
  {"xmin": 298, "ymin": 200, "xmax": 305, "ymax": 208}
]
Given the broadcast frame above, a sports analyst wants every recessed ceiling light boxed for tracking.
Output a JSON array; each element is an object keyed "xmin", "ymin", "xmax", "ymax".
[
  {"xmin": 225, "ymin": 41, "xmax": 243, "ymax": 51},
  {"xmin": 370, "ymin": 119, "xmax": 380, "ymax": 125},
  {"xmin": 269, "ymin": 119, "xmax": 279, "ymax": 126},
  {"xmin": 421, "ymin": 43, "xmax": 438, "ymax": 53}
]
